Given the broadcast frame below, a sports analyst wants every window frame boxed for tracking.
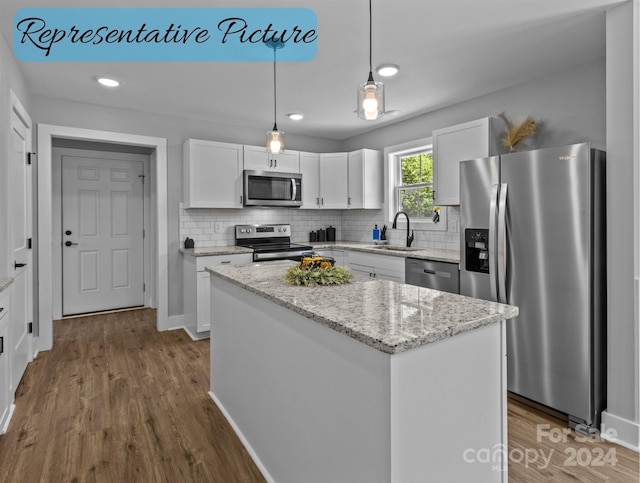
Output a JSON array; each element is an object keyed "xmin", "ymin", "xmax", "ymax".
[{"xmin": 385, "ymin": 138, "xmax": 447, "ymax": 231}]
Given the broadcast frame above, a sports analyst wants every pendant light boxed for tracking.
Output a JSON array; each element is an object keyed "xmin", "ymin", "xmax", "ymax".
[
  {"xmin": 266, "ymin": 40, "xmax": 285, "ymax": 154},
  {"xmin": 356, "ymin": 0, "xmax": 385, "ymax": 120}
]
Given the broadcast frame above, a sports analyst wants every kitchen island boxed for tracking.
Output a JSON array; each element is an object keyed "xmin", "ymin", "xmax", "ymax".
[{"xmin": 207, "ymin": 261, "xmax": 518, "ymax": 483}]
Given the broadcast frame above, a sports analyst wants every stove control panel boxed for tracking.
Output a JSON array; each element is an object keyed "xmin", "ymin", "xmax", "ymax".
[{"xmin": 235, "ymin": 224, "xmax": 291, "ymax": 240}]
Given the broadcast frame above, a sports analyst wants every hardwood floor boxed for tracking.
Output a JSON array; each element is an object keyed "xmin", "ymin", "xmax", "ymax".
[
  {"xmin": 0, "ymin": 309, "xmax": 265, "ymax": 483},
  {"xmin": 0, "ymin": 309, "xmax": 637, "ymax": 482},
  {"xmin": 508, "ymin": 398, "xmax": 639, "ymax": 482}
]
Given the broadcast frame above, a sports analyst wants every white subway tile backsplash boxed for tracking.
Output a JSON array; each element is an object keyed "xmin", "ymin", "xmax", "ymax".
[{"xmin": 178, "ymin": 205, "xmax": 461, "ymax": 251}]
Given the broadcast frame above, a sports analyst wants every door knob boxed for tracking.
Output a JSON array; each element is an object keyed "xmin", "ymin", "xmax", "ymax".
[
  {"xmin": 64, "ymin": 241, "xmax": 78, "ymax": 247},
  {"xmin": 65, "ymin": 230, "xmax": 72, "ymax": 235}
]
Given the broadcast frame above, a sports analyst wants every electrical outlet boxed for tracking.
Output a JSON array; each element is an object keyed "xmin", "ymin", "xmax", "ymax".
[{"xmin": 215, "ymin": 222, "xmax": 223, "ymax": 233}]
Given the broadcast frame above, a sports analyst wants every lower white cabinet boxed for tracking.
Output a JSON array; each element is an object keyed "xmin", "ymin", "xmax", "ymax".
[
  {"xmin": 346, "ymin": 251, "xmax": 405, "ymax": 283},
  {"xmin": 183, "ymin": 253, "xmax": 252, "ymax": 338},
  {"xmin": 0, "ymin": 288, "xmax": 12, "ymax": 434},
  {"xmin": 314, "ymin": 249, "xmax": 344, "ymax": 267}
]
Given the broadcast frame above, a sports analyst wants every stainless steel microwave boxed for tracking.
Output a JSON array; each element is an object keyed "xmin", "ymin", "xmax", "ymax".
[{"xmin": 243, "ymin": 170, "xmax": 302, "ymax": 207}]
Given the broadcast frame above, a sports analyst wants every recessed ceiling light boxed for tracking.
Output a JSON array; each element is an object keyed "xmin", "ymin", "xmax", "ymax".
[
  {"xmin": 376, "ymin": 64, "xmax": 399, "ymax": 77},
  {"xmin": 97, "ymin": 77, "xmax": 120, "ymax": 87},
  {"xmin": 287, "ymin": 113, "xmax": 304, "ymax": 121}
]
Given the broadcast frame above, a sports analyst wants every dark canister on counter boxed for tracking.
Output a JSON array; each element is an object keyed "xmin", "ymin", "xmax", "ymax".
[
  {"xmin": 309, "ymin": 231, "xmax": 317, "ymax": 242},
  {"xmin": 317, "ymin": 228, "xmax": 326, "ymax": 242},
  {"xmin": 326, "ymin": 226, "xmax": 336, "ymax": 241}
]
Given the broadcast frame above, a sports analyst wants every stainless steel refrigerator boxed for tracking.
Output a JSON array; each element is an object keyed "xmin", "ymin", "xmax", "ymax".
[{"xmin": 459, "ymin": 142, "xmax": 606, "ymax": 430}]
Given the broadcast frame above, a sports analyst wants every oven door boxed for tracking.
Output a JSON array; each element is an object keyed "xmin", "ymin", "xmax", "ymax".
[{"xmin": 243, "ymin": 170, "xmax": 302, "ymax": 207}]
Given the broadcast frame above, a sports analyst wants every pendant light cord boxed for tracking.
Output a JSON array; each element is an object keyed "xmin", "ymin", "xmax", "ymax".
[
  {"xmin": 368, "ymin": 0, "xmax": 373, "ymax": 75},
  {"xmin": 273, "ymin": 46, "xmax": 278, "ymax": 131}
]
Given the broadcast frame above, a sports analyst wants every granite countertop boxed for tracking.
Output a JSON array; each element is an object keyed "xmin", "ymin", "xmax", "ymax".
[
  {"xmin": 0, "ymin": 278, "xmax": 14, "ymax": 294},
  {"xmin": 310, "ymin": 241, "xmax": 460, "ymax": 264},
  {"xmin": 181, "ymin": 246, "xmax": 253, "ymax": 257},
  {"xmin": 182, "ymin": 241, "xmax": 460, "ymax": 264},
  {"xmin": 207, "ymin": 261, "xmax": 517, "ymax": 354}
]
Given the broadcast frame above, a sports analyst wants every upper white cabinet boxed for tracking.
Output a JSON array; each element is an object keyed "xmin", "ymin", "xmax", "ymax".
[
  {"xmin": 183, "ymin": 139, "xmax": 243, "ymax": 208},
  {"xmin": 243, "ymin": 145, "xmax": 300, "ymax": 173},
  {"xmin": 432, "ymin": 117, "xmax": 501, "ymax": 205},
  {"xmin": 299, "ymin": 151, "xmax": 320, "ymax": 209},
  {"xmin": 348, "ymin": 149, "xmax": 383, "ymax": 209},
  {"xmin": 319, "ymin": 152, "xmax": 349, "ymax": 209}
]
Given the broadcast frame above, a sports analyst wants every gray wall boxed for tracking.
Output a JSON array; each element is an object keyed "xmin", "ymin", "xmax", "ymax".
[
  {"xmin": 604, "ymin": 0, "xmax": 639, "ymax": 446},
  {"xmin": 33, "ymin": 96, "xmax": 343, "ymax": 317},
  {"xmin": 342, "ymin": 58, "xmax": 605, "ymax": 153}
]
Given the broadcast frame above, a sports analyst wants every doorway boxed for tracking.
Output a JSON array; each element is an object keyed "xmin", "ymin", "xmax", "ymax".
[
  {"xmin": 53, "ymin": 145, "xmax": 150, "ymax": 316},
  {"xmin": 37, "ymin": 125, "xmax": 169, "ymax": 352}
]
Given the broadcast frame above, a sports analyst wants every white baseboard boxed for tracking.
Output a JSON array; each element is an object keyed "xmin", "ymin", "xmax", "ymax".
[
  {"xmin": 208, "ymin": 390, "xmax": 274, "ymax": 483},
  {"xmin": 601, "ymin": 410, "xmax": 640, "ymax": 452},
  {"xmin": 1, "ymin": 403, "xmax": 16, "ymax": 435},
  {"xmin": 182, "ymin": 326, "xmax": 210, "ymax": 341},
  {"xmin": 162, "ymin": 314, "xmax": 185, "ymax": 332}
]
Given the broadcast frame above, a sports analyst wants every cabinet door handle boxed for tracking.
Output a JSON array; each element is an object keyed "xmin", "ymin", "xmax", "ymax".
[
  {"xmin": 423, "ymin": 269, "xmax": 436, "ymax": 275},
  {"xmin": 321, "ymin": 198, "xmax": 324, "ymax": 205},
  {"xmin": 348, "ymin": 197, "xmax": 351, "ymax": 205},
  {"xmin": 0, "ymin": 336, "xmax": 3, "ymax": 355},
  {"xmin": 316, "ymin": 197, "xmax": 319, "ymax": 205},
  {"xmin": 269, "ymin": 159, "xmax": 273, "ymax": 168},
  {"xmin": 240, "ymin": 195, "xmax": 243, "ymax": 204},
  {"xmin": 0, "ymin": 307, "xmax": 4, "ymax": 313},
  {"xmin": 220, "ymin": 261, "xmax": 231, "ymax": 264},
  {"xmin": 432, "ymin": 190, "xmax": 436, "ymax": 200},
  {"xmin": 15, "ymin": 262, "xmax": 27, "ymax": 269},
  {"xmin": 274, "ymin": 159, "xmax": 277, "ymax": 168}
]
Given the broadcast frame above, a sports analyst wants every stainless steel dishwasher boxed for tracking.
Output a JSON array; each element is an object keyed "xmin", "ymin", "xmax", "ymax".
[{"xmin": 405, "ymin": 258, "xmax": 460, "ymax": 294}]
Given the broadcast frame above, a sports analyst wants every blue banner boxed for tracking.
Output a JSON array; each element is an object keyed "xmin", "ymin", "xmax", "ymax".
[{"xmin": 14, "ymin": 8, "xmax": 317, "ymax": 61}]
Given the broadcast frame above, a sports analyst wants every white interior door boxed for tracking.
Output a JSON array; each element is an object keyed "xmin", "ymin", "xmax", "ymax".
[
  {"xmin": 9, "ymin": 101, "xmax": 33, "ymax": 395},
  {"xmin": 62, "ymin": 155, "xmax": 144, "ymax": 316}
]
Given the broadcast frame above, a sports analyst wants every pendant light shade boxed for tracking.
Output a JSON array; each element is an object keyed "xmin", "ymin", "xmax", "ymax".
[
  {"xmin": 356, "ymin": 0, "xmax": 385, "ymax": 120},
  {"xmin": 267, "ymin": 129, "xmax": 284, "ymax": 154},
  {"xmin": 267, "ymin": 40, "xmax": 285, "ymax": 154}
]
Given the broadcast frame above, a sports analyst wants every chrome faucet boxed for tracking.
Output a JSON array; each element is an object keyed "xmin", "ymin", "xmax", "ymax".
[{"xmin": 392, "ymin": 211, "xmax": 414, "ymax": 247}]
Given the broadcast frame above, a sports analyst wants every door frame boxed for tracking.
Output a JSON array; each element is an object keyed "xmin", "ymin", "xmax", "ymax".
[
  {"xmin": 37, "ymin": 124, "xmax": 168, "ymax": 351},
  {"xmin": 52, "ymin": 147, "xmax": 151, "ymax": 318}
]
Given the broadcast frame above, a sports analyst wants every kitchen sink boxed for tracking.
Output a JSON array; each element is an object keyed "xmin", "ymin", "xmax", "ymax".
[{"xmin": 369, "ymin": 245, "xmax": 423, "ymax": 252}]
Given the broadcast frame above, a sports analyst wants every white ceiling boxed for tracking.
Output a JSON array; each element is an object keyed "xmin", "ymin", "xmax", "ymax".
[{"xmin": 1, "ymin": 0, "xmax": 625, "ymax": 140}]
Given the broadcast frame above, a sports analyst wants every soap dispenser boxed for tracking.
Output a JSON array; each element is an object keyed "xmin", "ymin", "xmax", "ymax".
[{"xmin": 372, "ymin": 224, "xmax": 380, "ymax": 241}]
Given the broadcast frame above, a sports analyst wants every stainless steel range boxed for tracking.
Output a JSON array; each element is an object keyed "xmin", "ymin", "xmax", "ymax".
[{"xmin": 235, "ymin": 224, "xmax": 313, "ymax": 262}]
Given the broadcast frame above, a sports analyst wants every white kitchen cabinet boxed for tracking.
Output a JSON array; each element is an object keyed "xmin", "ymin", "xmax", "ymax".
[
  {"xmin": 319, "ymin": 152, "xmax": 348, "ymax": 209},
  {"xmin": 243, "ymin": 145, "xmax": 300, "ymax": 173},
  {"xmin": 0, "ymin": 288, "xmax": 12, "ymax": 435},
  {"xmin": 299, "ymin": 151, "xmax": 320, "ymax": 209},
  {"xmin": 183, "ymin": 139, "xmax": 244, "ymax": 208},
  {"xmin": 432, "ymin": 117, "xmax": 501, "ymax": 205},
  {"xmin": 348, "ymin": 149, "xmax": 383, "ymax": 209},
  {"xmin": 346, "ymin": 251, "xmax": 405, "ymax": 283},
  {"xmin": 183, "ymin": 252, "xmax": 252, "ymax": 338}
]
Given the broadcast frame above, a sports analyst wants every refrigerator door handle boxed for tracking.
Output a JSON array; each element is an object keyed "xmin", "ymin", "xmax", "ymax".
[
  {"xmin": 489, "ymin": 184, "xmax": 499, "ymax": 302},
  {"xmin": 497, "ymin": 182, "xmax": 508, "ymax": 304}
]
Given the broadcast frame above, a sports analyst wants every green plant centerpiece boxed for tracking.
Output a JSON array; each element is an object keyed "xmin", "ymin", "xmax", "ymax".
[{"xmin": 284, "ymin": 256, "xmax": 354, "ymax": 287}]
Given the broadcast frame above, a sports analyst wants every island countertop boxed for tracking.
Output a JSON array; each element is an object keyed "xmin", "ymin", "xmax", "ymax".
[{"xmin": 207, "ymin": 261, "xmax": 518, "ymax": 354}]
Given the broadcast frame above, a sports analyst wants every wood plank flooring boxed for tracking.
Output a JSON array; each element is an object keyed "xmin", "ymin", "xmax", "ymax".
[
  {"xmin": 0, "ymin": 309, "xmax": 265, "ymax": 483},
  {"xmin": 0, "ymin": 309, "xmax": 637, "ymax": 482}
]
